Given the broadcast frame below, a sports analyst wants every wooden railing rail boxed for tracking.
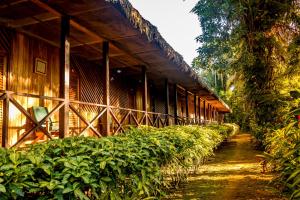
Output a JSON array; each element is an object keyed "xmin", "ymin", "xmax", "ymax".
[
  {"xmin": 0, "ymin": 90, "xmax": 219, "ymax": 147},
  {"xmin": 0, "ymin": 90, "xmax": 65, "ymax": 147}
]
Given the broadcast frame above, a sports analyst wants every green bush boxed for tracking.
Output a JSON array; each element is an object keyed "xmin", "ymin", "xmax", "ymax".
[
  {"xmin": 265, "ymin": 122, "xmax": 300, "ymax": 199},
  {"xmin": 0, "ymin": 125, "xmax": 235, "ymax": 199}
]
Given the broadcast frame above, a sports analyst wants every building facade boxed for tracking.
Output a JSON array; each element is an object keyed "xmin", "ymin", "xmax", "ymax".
[{"xmin": 0, "ymin": 0, "xmax": 230, "ymax": 148}]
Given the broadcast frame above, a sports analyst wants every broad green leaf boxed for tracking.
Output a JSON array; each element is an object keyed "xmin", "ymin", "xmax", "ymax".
[{"xmin": 0, "ymin": 184, "xmax": 6, "ymax": 193}]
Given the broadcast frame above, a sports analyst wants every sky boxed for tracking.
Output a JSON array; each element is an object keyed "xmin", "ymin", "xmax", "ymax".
[{"xmin": 128, "ymin": 0, "xmax": 201, "ymax": 65}]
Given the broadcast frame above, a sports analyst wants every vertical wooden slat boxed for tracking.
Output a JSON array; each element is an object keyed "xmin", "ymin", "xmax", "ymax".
[
  {"xmin": 165, "ymin": 79, "xmax": 169, "ymax": 126},
  {"xmin": 102, "ymin": 41, "xmax": 110, "ymax": 136},
  {"xmin": 174, "ymin": 84, "xmax": 178, "ymax": 125},
  {"xmin": 185, "ymin": 89, "xmax": 189, "ymax": 120},
  {"xmin": 142, "ymin": 66, "xmax": 148, "ymax": 125},
  {"xmin": 2, "ymin": 93, "xmax": 9, "ymax": 148},
  {"xmin": 59, "ymin": 15, "xmax": 70, "ymax": 138}
]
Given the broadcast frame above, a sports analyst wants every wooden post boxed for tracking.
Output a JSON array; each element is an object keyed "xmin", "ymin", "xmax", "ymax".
[
  {"xmin": 198, "ymin": 97, "xmax": 201, "ymax": 124},
  {"xmin": 209, "ymin": 105, "xmax": 212, "ymax": 122},
  {"xmin": 174, "ymin": 84, "xmax": 178, "ymax": 125},
  {"xmin": 59, "ymin": 15, "xmax": 70, "ymax": 138},
  {"xmin": 142, "ymin": 66, "xmax": 148, "ymax": 126},
  {"xmin": 165, "ymin": 79, "xmax": 170, "ymax": 126},
  {"xmin": 203, "ymin": 100, "xmax": 206, "ymax": 124},
  {"xmin": 102, "ymin": 41, "xmax": 111, "ymax": 136},
  {"xmin": 209, "ymin": 105, "xmax": 211, "ymax": 121},
  {"xmin": 150, "ymin": 84, "xmax": 156, "ymax": 125},
  {"xmin": 213, "ymin": 107, "xmax": 216, "ymax": 121},
  {"xmin": 2, "ymin": 93, "xmax": 9, "ymax": 147},
  {"xmin": 185, "ymin": 90, "xmax": 189, "ymax": 122},
  {"xmin": 194, "ymin": 94, "xmax": 197, "ymax": 124}
]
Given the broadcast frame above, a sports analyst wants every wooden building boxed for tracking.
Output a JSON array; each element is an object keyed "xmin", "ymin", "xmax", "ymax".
[{"xmin": 0, "ymin": 0, "xmax": 231, "ymax": 148}]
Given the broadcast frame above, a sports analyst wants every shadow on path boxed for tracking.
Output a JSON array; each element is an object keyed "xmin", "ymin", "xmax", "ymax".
[{"xmin": 166, "ymin": 134, "xmax": 286, "ymax": 200}]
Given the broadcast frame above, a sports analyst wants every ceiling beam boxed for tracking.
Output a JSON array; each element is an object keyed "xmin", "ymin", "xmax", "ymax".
[
  {"xmin": 29, "ymin": 0, "xmax": 148, "ymax": 67},
  {"xmin": 18, "ymin": 28, "xmax": 59, "ymax": 47},
  {"xmin": 0, "ymin": 0, "xmax": 28, "ymax": 9},
  {"xmin": 8, "ymin": 12, "xmax": 58, "ymax": 28}
]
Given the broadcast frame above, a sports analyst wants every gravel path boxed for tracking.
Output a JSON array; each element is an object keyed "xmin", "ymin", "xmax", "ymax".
[{"xmin": 166, "ymin": 134, "xmax": 287, "ymax": 200}]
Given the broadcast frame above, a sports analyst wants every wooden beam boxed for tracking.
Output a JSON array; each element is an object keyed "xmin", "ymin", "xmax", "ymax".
[
  {"xmin": 142, "ymin": 66, "xmax": 148, "ymax": 125},
  {"xmin": 203, "ymin": 100, "xmax": 206, "ymax": 123},
  {"xmin": 2, "ymin": 93, "xmax": 9, "ymax": 147},
  {"xmin": 198, "ymin": 97, "xmax": 201, "ymax": 124},
  {"xmin": 174, "ymin": 84, "xmax": 178, "ymax": 125},
  {"xmin": 29, "ymin": 0, "xmax": 149, "ymax": 67},
  {"xmin": 185, "ymin": 89, "xmax": 189, "ymax": 119},
  {"xmin": 0, "ymin": 0, "xmax": 28, "ymax": 9},
  {"xmin": 18, "ymin": 28, "xmax": 59, "ymax": 47},
  {"xmin": 8, "ymin": 13, "xmax": 58, "ymax": 28},
  {"xmin": 59, "ymin": 15, "xmax": 70, "ymax": 138},
  {"xmin": 102, "ymin": 41, "xmax": 111, "ymax": 136},
  {"xmin": 165, "ymin": 79, "xmax": 170, "ymax": 126},
  {"xmin": 194, "ymin": 94, "xmax": 197, "ymax": 123}
]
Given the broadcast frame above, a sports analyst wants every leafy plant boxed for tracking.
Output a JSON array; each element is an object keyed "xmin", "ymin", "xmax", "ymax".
[{"xmin": 0, "ymin": 125, "xmax": 235, "ymax": 199}]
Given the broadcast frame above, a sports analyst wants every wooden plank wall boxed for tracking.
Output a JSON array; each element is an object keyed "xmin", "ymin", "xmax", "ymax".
[
  {"xmin": 8, "ymin": 32, "xmax": 60, "ymax": 146},
  {"xmin": 0, "ymin": 27, "xmax": 11, "ymax": 146},
  {"xmin": 70, "ymin": 55, "xmax": 102, "ymax": 136}
]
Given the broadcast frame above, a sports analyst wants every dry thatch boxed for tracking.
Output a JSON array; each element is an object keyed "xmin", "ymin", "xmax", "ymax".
[{"xmin": 107, "ymin": 0, "xmax": 230, "ymax": 112}]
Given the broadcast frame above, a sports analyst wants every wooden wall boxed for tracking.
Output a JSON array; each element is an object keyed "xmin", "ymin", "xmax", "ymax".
[
  {"xmin": 7, "ymin": 32, "xmax": 60, "ymax": 146},
  {"xmin": 2, "ymin": 28, "xmax": 204, "ymax": 145}
]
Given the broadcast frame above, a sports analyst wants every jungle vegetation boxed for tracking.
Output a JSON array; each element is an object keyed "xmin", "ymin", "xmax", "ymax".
[
  {"xmin": 192, "ymin": 0, "xmax": 300, "ymax": 140},
  {"xmin": 192, "ymin": 0, "xmax": 300, "ymax": 197}
]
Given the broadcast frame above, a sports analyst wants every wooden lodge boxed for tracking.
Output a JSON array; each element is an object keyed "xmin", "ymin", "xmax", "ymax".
[{"xmin": 0, "ymin": 0, "xmax": 231, "ymax": 148}]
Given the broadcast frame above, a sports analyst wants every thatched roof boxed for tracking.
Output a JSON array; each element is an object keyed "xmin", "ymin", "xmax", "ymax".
[
  {"xmin": 0, "ymin": 0, "xmax": 230, "ymax": 112},
  {"xmin": 107, "ymin": 0, "xmax": 231, "ymax": 112}
]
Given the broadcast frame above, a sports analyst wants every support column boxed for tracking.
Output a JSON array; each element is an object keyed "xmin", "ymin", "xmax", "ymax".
[
  {"xmin": 174, "ymin": 84, "xmax": 178, "ymax": 125},
  {"xmin": 150, "ymin": 84, "xmax": 156, "ymax": 124},
  {"xmin": 2, "ymin": 93, "xmax": 9, "ymax": 147},
  {"xmin": 142, "ymin": 66, "xmax": 148, "ymax": 126},
  {"xmin": 214, "ymin": 107, "xmax": 216, "ymax": 121},
  {"xmin": 185, "ymin": 90, "xmax": 189, "ymax": 121},
  {"xmin": 208, "ymin": 104, "xmax": 211, "ymax": 122},
  {"xmin": 102, "ymin": 41, "xmax": 111, "ymax": 136},
  {"xmin": 198, "ymin": 97, "xmax": 201, "ymax": 124},
  {"xmin": 165, "ymin": 79, "xmax": 170, "ymax": 126},
  {"xmin": 59, "ymin": 16, "xmax": 70, "ymax": 138},
  {"xmin": 203, "ymin": 100, "xmax": 206, "ymax": 124},
  {"xmin": 194, "ymin": 94, "xmax": 197, "ymax": 124}
]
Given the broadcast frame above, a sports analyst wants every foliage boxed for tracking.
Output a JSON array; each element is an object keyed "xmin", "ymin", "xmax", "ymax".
[
  {"xmin": 264, "ymin": 110, "xmax": 300, "ymax": 199},
  {"xmin": 192, "ymin": 0, "xmax": 300, "ymax": 139},
  {"xmin": 0, "ymin": 125, "xmax": 235, "ymax": 199}
]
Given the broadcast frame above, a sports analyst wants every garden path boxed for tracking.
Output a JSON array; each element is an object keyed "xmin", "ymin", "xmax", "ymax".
[{"xmin": 167, "ymin": 133, "xmax": 287, "ymax": 200}]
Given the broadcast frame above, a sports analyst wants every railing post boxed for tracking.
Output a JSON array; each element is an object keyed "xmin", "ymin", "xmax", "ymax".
[
  {"xmin": 2, "ymin": 92, "xmax": 9, "ymax": 148},
  {"xmin": 174, "ymin": 84, "xmax": 178, "ymax": 125},
  {"xmin": 59, "ymin": 15, "xmax": 70, "ymax": 138},
  {"xmin": 165, "ymin": 79, "xmax": 170, "ymax": 126},
  {"xmin": 142, "ymin": 66, "xmax": 148, "ymax": 126},
  {"xmin": 102, "ymin": 41, "xmax": 111, "ymax": 136}
]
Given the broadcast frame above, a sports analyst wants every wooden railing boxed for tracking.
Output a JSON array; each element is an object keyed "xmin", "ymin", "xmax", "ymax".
[
  {"xmin": 0, "ymin": 90, "xmax": 65, "ymax": 148},
  {"xmin": 0, "ymin": 90, "xmax": 218, "ymax": 148}
]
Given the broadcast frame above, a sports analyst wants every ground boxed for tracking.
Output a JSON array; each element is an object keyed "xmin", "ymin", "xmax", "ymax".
[{"xmin": 166, "ymin": 133, "xmax": 287, "ymax": 200}]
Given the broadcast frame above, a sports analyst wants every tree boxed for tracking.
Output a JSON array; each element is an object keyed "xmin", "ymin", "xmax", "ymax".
[{"xmin": 192, "ymin": 0, "xmax": 300, "ymax": 140}]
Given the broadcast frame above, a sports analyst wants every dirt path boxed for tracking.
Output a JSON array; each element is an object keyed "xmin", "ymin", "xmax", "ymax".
[{"xmin": 167, "ymin": 133, "xmax": 286, "ymax": 200}]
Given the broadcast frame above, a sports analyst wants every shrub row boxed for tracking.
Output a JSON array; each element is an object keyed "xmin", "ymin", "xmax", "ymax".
[
  {"xmin": 265, "ymin": 122, "xmax": 300, "ymax": 199},
  {"xmin": 0, "ymin": 124, "xmax": 235, "ymax": 200}
]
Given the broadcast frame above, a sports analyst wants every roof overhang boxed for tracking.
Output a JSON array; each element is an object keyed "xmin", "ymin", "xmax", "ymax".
[{"xmin": 0, "ymin": 0, "xmax": 231, "ymax": 113}]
